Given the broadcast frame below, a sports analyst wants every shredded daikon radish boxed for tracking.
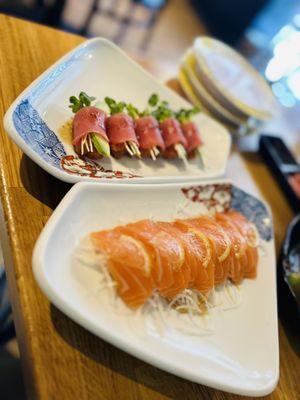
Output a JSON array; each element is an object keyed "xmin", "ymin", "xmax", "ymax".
[
  {"xmin": 174, "ymin": 144, "xmax": 189, "ymax": 170},
  {"xmin": 150, "ymin": 148, "xmax": 157, "ymax": 161},
  {"xmin": 125, "ymin": 142, "xmax": 134, "ymax": 156},
  {"xmin": 85, "ymin": 136, "xmax": 91, "ymax": 152},
  {"xmin": 88, "ymin": 134, "xmax": 93, "ymax": 152},
  {"xmin": 210, "ymin": 282, "xmax": 242, "ymax": 311},
  {"xmin": 129, "ymin": 141, "xmax": 141, "ymax": 157},
  {"xmin": 80, "ymin": 136, "xmax": 85, "ymax": 155},
  {"xmin": 196, "ymin": 146, "xmax": 205, "ymax": 169},
  {"xmin": 153, "ymin": 146, "xmax": 160, "ymax": 156}
]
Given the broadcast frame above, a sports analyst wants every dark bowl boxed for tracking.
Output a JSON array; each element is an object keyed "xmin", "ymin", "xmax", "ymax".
[{"xmin": 278, "ymin": 214, "xmax": 300, "ymax": 332}]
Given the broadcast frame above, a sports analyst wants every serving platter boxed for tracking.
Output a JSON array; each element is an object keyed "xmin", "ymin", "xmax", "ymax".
[
  {"xmin": 4, "ymin": 38, "xmax": 231, "ymax": 184},
  {"xmin": 32, "ymin": 180, "xmax": 278, "ymax": 396}
]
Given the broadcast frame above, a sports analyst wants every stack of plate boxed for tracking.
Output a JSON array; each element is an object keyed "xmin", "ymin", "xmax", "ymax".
[{"xmin": 179, "ymin": 37, "xmax": 278, "ymax": 136}]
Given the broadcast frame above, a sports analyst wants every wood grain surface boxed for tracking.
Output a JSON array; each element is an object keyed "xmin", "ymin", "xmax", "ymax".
[{"xmin": 0, "ymin": 14, "xmax": 299, "ymax": 400}]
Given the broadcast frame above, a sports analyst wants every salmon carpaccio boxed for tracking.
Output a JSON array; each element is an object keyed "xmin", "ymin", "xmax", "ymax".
[{"xmin": 90, "ymin": 211, "xmax": 259, "ymax": 309}]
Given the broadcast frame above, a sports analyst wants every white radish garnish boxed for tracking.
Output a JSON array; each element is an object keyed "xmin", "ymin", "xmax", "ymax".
[
  {"xmin": 174, "ymin": 143, "xmax": 187, "ymax": 160},
  {"xmin": 150, "ymin": 149, "xmax": 157, "ymax": 161},
  {"xmin": 153, "ymin": 146, "xmax": 160, "ymax": 156},
  {"xmin": 125, "ymin": 142, "xmax": 134, "ymax": 156},
  {"xmin": 197, "ymin": 146, "xmax": 205, "ymax": 169}
]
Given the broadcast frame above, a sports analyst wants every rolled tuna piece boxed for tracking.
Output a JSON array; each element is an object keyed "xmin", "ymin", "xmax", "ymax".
[
  {"xmin": 181, "ymin": 121, "xmax": 203, "ymax": 158},
  {"xmin": 106, "ymin": 113, "xmax": 140, "ymax": 158},
  {"xmin": 72, "ymin": 106, "xmax": 109, "ymax": 159},
  {"xmin": 135, "ymin": 116, "xmax": 165, "ymax": 159},
  {"xmin": 159, "ymin": 118, "xmax": 187, "ymax": 159}
]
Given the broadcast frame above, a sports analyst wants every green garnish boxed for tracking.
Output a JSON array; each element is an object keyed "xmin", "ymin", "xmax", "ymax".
[
  {"xmin": 151, "ymin": 105, "xmax": 173, "ymax": 122},
  {"xmin": 161, "ymin": 100, "xmax": 170, "ymax": 107},
  {"xmin": 69, "ymin": 92, "xmax": 96, "ymax": 113},
  {"xmin": 126, "ymin": 103, "xmax": 140, "ymax": 119},
  {"xmin": 104, "ymin": 97, "xmax": 126, "ymax": 115},
  {"xmin": 91, "ymin": 134, "xmax": 110, "ymax": 157},
  {"xmin": 148, "ymin": 93, "xmax": 159, "ymax": 107},
  {"xmin": 147, "ymin": 93, "xmax": 200, "ymax": 123},
  {"xmin": 146, "ymin": 93, "xmax": 174, "ymax": 122},
  {"xmin": 176, "ymin": 106, "xmax": 200, "ymax": 123},
  {"xmin": 140, "ymin": 108, "xmax": 151, "ymax": 117}
]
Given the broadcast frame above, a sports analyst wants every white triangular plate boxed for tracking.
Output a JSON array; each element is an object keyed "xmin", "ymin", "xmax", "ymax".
[
  {"xmin": 33, "ymin": 181, "xmax": 278, "ymax": 396},
  {"xmin": 4, "ymin": 38, "xmax": 230, "ymax": 184}
]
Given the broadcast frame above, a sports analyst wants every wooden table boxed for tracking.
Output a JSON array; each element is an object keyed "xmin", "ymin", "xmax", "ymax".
[{"xmin": 0, "ymin": 14, "xmax": 299, "ymax": 400}]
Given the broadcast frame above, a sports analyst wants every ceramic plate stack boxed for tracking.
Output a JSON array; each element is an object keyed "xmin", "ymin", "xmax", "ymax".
[{"xmin": 179, "ymin": 37, "xmax": 278, "ymax": 136}]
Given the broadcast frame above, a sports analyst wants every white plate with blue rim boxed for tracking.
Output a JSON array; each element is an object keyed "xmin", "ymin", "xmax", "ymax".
[
  {"xmin": 32, "ymin": 180, "xmax": 278, "ymax": 396},
  {"xmin": 3, "ymin": 38, "xmax": 231, "ymax": 184}
]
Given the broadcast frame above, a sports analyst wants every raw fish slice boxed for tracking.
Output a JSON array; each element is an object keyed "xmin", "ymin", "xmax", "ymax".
[
  {"xmin": 226, "ymin": 211, "xmax": 259, "ymax": 248},
  {"xmin": 118, "ymin": 220, "xmax": 185, "ymax": 298},
  {"xmin": 225, "ymin": 211, "xmax": 259, "ymax": 279},
  {"xmin": 173, "ymin": 221, "xmax": 214, "ymax": 295},
  {"xmin": 155, "ymin": 222, "xmax": 190, "ymax": 298},
  {"xmin": 181, "ymin": 121, "xmax": 203, "ymax": 153},
  {"xmin": 215, "ymin": 213, "xmax": 248, "ymax": 284},
  {"xmin": 177, "ymin": 216, "xmax": 231, "ymax": 285},
  {"xmin": 135, "ymin": 116, "xmax": 165, "ymax": 150},
  {"xmin": 90, "ymin": 229, "xmax": 153, "ymax": 308},
  {"xmin": 107, "ymin": 262, "xmax": 149, "ymax": 307},
  {"xmin": 160, "ymin": 117, "xmax": 188, "ymax": 158},
  {"xmin": 72, "ymin": 106, "xmax": 108, "ymax": 147},
  {"xmin": 191, "ymin": 216, "xmax": 232, "ymax": 285},
  {"xmin": 244, "ymin": 247, "xmax": 258, "ymax": 279},
  {"xmin": 117, "ymin": 221, "xmax": 172, "ymax": 291},
  {"xmin": 160, "ymin": 118, "xmax": 187, "ymax": 148},
  {"xmin": 106, "ymin": 113, "xmax": 138, "ymax": 145}
]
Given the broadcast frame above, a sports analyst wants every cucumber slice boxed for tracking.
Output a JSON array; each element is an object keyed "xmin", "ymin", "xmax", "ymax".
[{"xmin": 91, "ymin": 133, "xmax": 110, "ymax": 157}]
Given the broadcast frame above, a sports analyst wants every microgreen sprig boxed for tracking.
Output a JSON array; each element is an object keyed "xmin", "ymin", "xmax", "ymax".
[
  {"xmin": 148, "ymin": 93, "xmax": 159, "ymax": 107},
  {"xmin": 69, "ymin": 92, "xmax": 96, "ymax": 113},
  {"xmin": 146, "ymin": 93, "xmax": 174, "ymax": 122},
  {"xmin": 104, "ymin": 97, "xmax": 126, "ymax": 115},
  {"xmin": 176, "ymin": 106, "xmax": 200, "ymax": 123},
  {"xmin": 126, "ymin": 103, "xmax": 140, "ymax": 119}
]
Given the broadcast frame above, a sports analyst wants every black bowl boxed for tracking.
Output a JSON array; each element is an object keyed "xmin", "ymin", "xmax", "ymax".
[{"xmin": 278, "ymin": 215, "xmax": 300, "ymax": 332}]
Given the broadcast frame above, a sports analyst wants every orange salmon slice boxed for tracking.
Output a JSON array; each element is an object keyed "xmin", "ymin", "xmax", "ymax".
[
  {"xmin": 173, "ymin": 220, "xmax": 214, "ymax": 295},
  {"xmin": 176, "ymin": 216, "xmax": 231, "ymax": 286},
  {"xmin": 215, "ymin": 213, "xmax": 248, "ymax": 284},
  {"xmin": 91, "ymin": 229, "xmax": 153, "ymax": 308},
  {"xmin": 117, "ymin": 220, "xmax": 186, "ymax": 299},
  {"xmin": 225, "ymin": 211, "xmax": 259, "ymax": 279}
]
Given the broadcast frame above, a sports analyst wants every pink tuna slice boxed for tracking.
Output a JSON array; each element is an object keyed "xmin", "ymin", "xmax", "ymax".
[
  {"xmin": 159, "ymin": 118, "xmax": 187, "ymax": 148},
  {"xmin": 72, "ymin": 106, "xmax": 108, "ymax": 147},
  {"xmin": 135, "ymin": 116, "xmax": 165, "ymax": 150},
  {"xmin": 106, "ymin": 113, "xmax": 138, "ymax": 145},
  {"xmin": 181, "ymin": 121, "xmax": 203, "ymax": 153}
]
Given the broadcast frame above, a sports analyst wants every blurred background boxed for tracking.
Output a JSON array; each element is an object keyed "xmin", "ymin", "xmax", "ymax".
[
  {"xmin": 1, "ymin": 0, "xmax": 300, "ymax": 398},
  {"xmin": 1, "ymin": 0, "xmax": 300, "ymax": 111},
  {"xmin": 0, "ymin": 0, "xmax": 300, "ymax": 109}
]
